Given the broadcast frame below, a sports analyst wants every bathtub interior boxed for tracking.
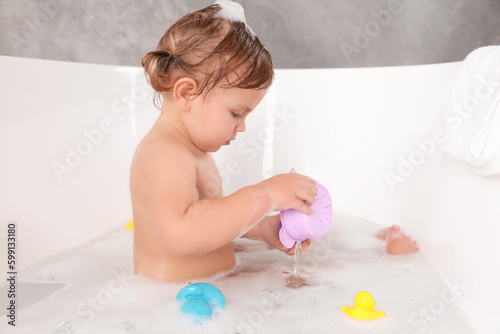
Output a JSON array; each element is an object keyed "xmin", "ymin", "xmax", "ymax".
[
  {"xmin": 1, "ymin": 56, "xmax": 499, "ymax": 332},
  {"xmin": 0, "ymin": 211, "xmax": 474, "ymax": 333}
]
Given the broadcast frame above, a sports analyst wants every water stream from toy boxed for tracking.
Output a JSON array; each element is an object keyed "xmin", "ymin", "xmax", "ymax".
[
  {"xmin": 293, "ymin": 241, "xmax": 302, "ymax": 277},
  {"xmin": 286, "ymin": 167, "xmax": 309, "ymax": 288}
]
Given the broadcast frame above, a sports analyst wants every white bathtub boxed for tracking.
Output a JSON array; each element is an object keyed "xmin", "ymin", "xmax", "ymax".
[{"xmin": 0, "ymin": 55, "xmax": 499, "ymax": 333}]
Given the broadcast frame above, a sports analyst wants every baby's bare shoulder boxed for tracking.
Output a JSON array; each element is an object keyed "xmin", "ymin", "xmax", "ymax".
[
  {"xmin": 133, "ymin": 131, "xmax": 197, "ymax": 179},
  {"xmin": 131, "ymin": 131, "xmax": 200, "ymax": 229}
]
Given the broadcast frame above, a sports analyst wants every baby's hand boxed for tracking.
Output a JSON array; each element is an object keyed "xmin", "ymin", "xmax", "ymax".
[
  {"xmin": 257, "ymin": 215, "xmax": 311, "ymax": 255},
  {"xmin": 260, "ymin": 173, "xmax": 318, "ymax": 215}
]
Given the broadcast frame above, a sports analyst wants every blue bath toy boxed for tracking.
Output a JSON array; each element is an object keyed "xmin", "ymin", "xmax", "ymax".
[{"xmin": 176, "ymin": 283, "xmax": 225, "ymax": 324}]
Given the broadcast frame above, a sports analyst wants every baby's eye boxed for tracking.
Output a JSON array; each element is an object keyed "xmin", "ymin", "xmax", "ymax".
[{"xmin": 231, "ymin": 111, "xmax": 243, "ymax": 118}]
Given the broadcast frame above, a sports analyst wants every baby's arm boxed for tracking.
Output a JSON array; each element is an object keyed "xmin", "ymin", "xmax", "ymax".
[
  {"xmin": 144, "ymin": 144, "xmax": 317, "ymax": 258},
  {"xmin": 243, "ymin": 215, "xmax": 312, "ymax": 255}
]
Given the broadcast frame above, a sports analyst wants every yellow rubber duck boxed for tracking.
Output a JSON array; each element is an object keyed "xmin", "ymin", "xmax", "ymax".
[
  {"xmin": 342, "ymin": 291, "xmax": 385, "ymax": 320},
  {"xmin": 125, "ymin": 219, "xmax": 134, "ymax": 230}
]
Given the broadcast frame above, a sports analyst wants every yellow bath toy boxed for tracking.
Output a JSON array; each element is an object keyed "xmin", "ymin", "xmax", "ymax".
[
  {"xmin": 342, "ymin": 291, "xmax": 385, "ymax": 320},
  {"xmin": 125, "ymin": 219, "xmax": 134, "ymax": 230}
]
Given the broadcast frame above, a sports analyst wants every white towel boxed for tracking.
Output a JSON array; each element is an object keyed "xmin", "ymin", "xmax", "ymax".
[{"xmin": 441, "ymin": 45, "xmax": 500, "ymax": 176}]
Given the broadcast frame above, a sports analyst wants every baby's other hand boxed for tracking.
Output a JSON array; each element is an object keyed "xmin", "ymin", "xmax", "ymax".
[
  {"xmin": 260, "ymin": 173, "xmax": 318, "ymax": 215},
  {"xmin": 258, "ymin": 215, "xmax": 311, "ymax": 256}
]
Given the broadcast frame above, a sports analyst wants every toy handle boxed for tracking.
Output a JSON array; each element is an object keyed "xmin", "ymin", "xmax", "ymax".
[{"xmin": 279, "ymin": 225, "xmax": 296, "ymax": 248}]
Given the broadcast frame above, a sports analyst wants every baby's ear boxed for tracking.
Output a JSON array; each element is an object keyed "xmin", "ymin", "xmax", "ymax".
[{"xmin": 172, "ymin": 77, "xmax": 199, "ymax": 111}]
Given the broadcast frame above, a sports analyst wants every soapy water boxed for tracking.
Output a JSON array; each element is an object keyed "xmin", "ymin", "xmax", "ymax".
[
  {"xmin": 1, "ymin": 211, "xmax": 474, "ymax": 334},
  {"xmin": 214, "ymin": 0, "xmax": 256, "ymax": 36}
]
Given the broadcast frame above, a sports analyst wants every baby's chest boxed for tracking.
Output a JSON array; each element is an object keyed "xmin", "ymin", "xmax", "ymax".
[{"xmin": 195, "ymin": 155, "xmax": 223, "ymax": 199}]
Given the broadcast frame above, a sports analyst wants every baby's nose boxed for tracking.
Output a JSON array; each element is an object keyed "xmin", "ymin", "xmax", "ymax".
[{"xmin": 236, "ymin": 120, "xmax": 246, "ymax": 132}]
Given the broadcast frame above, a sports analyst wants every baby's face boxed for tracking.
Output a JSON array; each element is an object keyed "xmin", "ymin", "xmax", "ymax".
[{"xmin": 186, "ymin": 86, "xmax": 267, "ymax": 152}]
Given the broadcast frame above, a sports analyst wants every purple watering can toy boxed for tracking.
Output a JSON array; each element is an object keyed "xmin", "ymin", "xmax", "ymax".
[{"xmin": 279, "ymin": 184, "xmax": 333, "ymax": 248}]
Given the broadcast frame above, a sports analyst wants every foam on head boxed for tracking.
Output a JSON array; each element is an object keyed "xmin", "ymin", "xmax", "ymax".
[{"xmin": 214, "ymin": 0, "xmax": 256, "ymax": 37}]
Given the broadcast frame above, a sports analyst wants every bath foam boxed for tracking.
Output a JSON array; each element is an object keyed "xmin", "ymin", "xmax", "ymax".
[
  {"xmin": 1, "ymin": 211, "xmax": 474, "ymax": 333},
  {"xmin": 214, "ymin": 0, "xmax": 256, "ymax": 37}
]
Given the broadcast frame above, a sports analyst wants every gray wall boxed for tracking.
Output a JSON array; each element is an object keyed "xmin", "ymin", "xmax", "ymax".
[{"xmin": 1, "ymin": 0, "xmax": 499, "ymax": 68}]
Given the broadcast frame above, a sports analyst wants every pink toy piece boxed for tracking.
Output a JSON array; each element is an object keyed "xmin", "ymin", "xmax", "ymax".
[{"xmin": 279, "ymin": 184, "xmax": 333, "ymax": 248}]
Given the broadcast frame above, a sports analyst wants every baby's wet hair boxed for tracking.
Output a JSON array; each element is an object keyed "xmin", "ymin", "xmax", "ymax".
[{"xmin": 142, "ymin": 3, "xmax": 274, "ymax": 109}]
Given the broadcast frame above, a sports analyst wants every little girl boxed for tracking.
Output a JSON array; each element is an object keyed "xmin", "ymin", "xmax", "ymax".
[{"xmin": 130, "ymin": 1, "xmax": 318, "ymax": 282}]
